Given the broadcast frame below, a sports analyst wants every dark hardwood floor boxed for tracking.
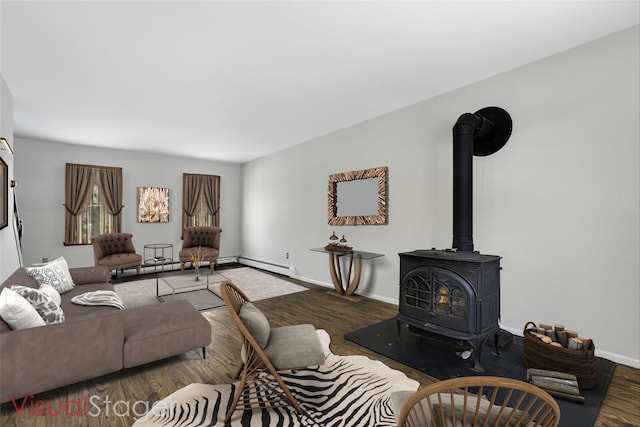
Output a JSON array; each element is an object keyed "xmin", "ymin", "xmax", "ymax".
[{"xmin": 1, "ymin": 266, "xmax": 638, "ymax": 426}]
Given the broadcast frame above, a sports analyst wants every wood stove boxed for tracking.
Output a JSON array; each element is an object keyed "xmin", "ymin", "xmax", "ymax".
[
  {"xmin": 398, "ymin": 249, "xmax": 501, "ymax": 371},
  {"xmin": 397, "ymin": 106, "xmax": 512, "ymax": 371}
]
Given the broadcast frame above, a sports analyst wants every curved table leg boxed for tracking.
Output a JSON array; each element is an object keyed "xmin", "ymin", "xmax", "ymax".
[
  {"xmin": 328, "ymin": 253, "xmax": 363, "ymax": 296},
  {"xmin": 344, "ymin": 256, "xmax": 362, "ymax": 296},
  {"xmin": 328, "ymin": 253, "xmax": 345, "ymax": 294}
]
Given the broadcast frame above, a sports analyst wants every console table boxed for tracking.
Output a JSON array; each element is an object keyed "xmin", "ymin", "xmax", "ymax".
[{"xmin": 310, "ymin": 248, "xmax": 384, "ymax": 298}]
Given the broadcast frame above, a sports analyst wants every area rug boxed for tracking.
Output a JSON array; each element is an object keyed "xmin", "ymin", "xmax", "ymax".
[
  {"xmin": 215, "ymin": 267, "xmax": 307, "ymax": 301},
  {"xmin": 133, "ymin": 330, "xmax": 419, "ymax": 427},
  {"xmin": 345, "ymin": 317, "xmax": 616, "ymax": 427},
  {"xmin": 115, "ymin": 267, "xmax": 308, "ymax": 309}
]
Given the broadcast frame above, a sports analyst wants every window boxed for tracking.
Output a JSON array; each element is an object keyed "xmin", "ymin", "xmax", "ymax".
[
  {"xmin": 181, "ymin": 173, "xmax": 220, "ymax": 234},
  {"xmin": 64, "ymin": 163, "xmax": 123, "ymax": 245}
]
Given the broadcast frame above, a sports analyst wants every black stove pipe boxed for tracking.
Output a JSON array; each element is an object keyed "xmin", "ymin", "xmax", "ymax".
[
  {"xmin": 451, "ymin": 107, "xmax": 512, "ymax": 252},
  {"xmin": 452, "ymin": 113, "xmax": 482, "ymax": 252}
]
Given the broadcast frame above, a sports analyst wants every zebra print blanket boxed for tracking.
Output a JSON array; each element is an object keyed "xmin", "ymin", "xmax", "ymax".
[{"xmin": 133, "ymin": 349, "xmax": 418, "ymax": 426}]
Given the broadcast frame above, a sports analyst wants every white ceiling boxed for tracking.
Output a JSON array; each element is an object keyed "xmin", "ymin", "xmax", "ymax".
[{"xmin": 1, "ymin": 1, "xmax": 638, "ymax": 163}]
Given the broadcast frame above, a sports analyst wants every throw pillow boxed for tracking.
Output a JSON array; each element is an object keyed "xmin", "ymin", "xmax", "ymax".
[
  {"xmin": 39, "ymin": 284, "xmax": 62, "ymax": 306},
  {"xmin": 11, "ymin": 285, "xmax": 65, "ymax": 324},
  {"xmin": 30, "ymin": 257, "xmax": 73, "ymax": 282},
  {"xmin": 51, "ymin": 256, "xmax": 74, "ymax": 283},
  {"xmin": 239, "ymin": 302, "xmax": 271, "ymax": 348},
  {"xmin": 25, "ymin": 258, "xmax": 75, "ymax": 293},
  {"xmin": 0, "ymin": 288, "xmax": 47, "ymax": 330}
]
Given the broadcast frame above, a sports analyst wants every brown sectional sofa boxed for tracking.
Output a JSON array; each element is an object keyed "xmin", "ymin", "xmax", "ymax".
[{"xmin": 0, "ymin": 266, "xmax": 211, "ymax": 403}]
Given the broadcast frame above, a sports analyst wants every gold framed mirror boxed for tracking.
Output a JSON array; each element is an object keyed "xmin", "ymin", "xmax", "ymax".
[{"xmin": 328, "ymin": 166, "xmax": 387, "ymax": 226}]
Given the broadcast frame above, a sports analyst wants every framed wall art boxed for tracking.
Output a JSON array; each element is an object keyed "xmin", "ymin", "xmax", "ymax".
[
  {"xmin": 137, "ymin": 186, "xmax": 170, "ymax": 223},
  {"xmin": 0, "ymin": 157, "xmax": 7, "ymax": 229}
]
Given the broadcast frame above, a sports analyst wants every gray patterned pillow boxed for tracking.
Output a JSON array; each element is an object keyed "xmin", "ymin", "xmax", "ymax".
[
  {"xmin": 25, "ymin": 259, "xmax": 75, "ymax": 293},
  {"xmin": 11, "ymin": 285, "xmax": 65, "ymax": 324}
]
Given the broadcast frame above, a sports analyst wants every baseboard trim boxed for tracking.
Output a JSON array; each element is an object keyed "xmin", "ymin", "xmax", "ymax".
[
  {"xmin": 293, "ymin": 275, "xmax": 399, "ymax": 306},
  {"xmin": 237, "ymin": 256, "xmax": 295, "ymax": 277}
]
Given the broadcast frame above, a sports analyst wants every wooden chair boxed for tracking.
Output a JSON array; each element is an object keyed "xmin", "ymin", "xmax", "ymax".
[
  {"xmin": 220, "ymin": 281, "xmax": 325, "ymax": 424},
  {"xmin": 395, "ymin": 376, "xmax": 560, "ymax": 427}
]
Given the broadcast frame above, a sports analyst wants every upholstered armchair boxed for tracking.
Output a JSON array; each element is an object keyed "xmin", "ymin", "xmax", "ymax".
[
  {"xmin": 179, "ymin": 226, "xmax": 222, "ymax": 271},
  {"xmin": 91, "ymin": 233, "xmax": 142, "ymax": 276}
]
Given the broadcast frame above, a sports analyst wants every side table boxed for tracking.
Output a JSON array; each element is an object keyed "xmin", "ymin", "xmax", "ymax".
[
  {"xmin": 310, "ymin": 248, "xmax": 384, "ymax": 299},
  {"xmin": 144, "ymin": 243, "xmax": 174, "ymax": 272}
]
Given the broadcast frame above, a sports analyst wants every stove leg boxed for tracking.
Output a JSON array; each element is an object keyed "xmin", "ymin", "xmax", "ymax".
[
  {"xmin": 470, "ymin": 347, "xmax": 484, "ymax": 372},
  {"xmin": 494, "ymin": 332, "xmax": 501, "ymax": 355},
  {"xmin": 396, "ymin": 318, "xmax": 402, "ymax": 337},
  {"xmin": 469, "ymin": 336, "xmax": 490, "ymax": 372}
]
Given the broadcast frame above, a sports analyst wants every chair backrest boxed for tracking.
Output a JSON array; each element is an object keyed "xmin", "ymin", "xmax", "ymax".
[
  {"xmin": 91, "ymin": 233, "xmax": 136, "ymax": 261},
  {"xmin": 182, "ymin": 226, "xmax": 221, "ymax": 249},
  {"xmin": 397, "ymin": 376, "xmax": 560, "ymax": 427},
  {"xmin": 220, "ymin": 280, "xmax": 250, "ymax": 318},
  {"xmin": 220, "ymin": 281, "xmax": 280, "ymax": 372}
]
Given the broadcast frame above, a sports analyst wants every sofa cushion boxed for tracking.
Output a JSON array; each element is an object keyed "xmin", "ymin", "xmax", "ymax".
[
  {"xmin": 0, "ymin": 288, "xmax": 46, "ymax": 330},
  {"xmin": 97, "ymin": 253, "xmax": 142, "ymax": 270},
  {"xmin": 239, "ymin": 302, "xmax": 270, "ymax": 348},
  {"xmin": 68, "ymin": 266, "xmax": 112, "ymax": 285},
  {"xmin": 11, "ymin": 285, "xmax": 65, "ymax": 324},
  {"xmin": 25, "ymin": 258, "xmax": 75, "ymax": 294},
  {"xmin": 123, "ymin": 300, "xmax": 211, "ymax": 368}
]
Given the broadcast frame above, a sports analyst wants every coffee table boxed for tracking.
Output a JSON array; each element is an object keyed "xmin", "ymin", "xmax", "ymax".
[{"xmin": 156, "ymin": 270, "xmax": 230, "ymax": 311}]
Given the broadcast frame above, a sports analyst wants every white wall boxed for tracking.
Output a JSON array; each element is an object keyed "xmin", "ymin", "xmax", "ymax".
[
  {"xmin": 0, "ymin": 74, "xmax": 20, "ymax": 282},
  {"xmin": 13, "ymin": 139, "xmax": 243, "ymax": 269},
  {"xmin": 241, "ymin": 26, "xmax": 640, "ymax": 367}
]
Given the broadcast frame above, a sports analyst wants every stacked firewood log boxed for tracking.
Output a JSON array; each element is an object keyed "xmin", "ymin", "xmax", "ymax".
[
  {"xmin": 527, "ymin": 368, "xmax": 585, "ymax": 403},
  {"xmin": 525, "ymin": 322, "xmax": 593, "ymax": 402},
  {"xmin": 528, "ymin": 323, "xmax": 592, "ymax": 351}
]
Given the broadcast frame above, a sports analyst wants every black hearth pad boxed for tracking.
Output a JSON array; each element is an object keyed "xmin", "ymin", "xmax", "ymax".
[{"xmin": 345, "ymin": 318, "xmax": 616, "ymax": 427}]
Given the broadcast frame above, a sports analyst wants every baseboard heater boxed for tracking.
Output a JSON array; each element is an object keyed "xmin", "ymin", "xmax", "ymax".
[
  {"xmin": 237, "ymin": 256, "xmax": 295, "ymax": 277},
  {"xmin": 217, "ymin": 256, "xmax": 239, "ymax": 265}
]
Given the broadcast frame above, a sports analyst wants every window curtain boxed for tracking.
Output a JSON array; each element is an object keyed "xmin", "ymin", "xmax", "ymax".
[
  {"xmin": 97, "ymin": 166, "xmax": 123, "ymax": 232},
  {"xmin": 202, "ymin": 174, "xmax": 220, "ymax": 226},
  {"xmin": 182, "ymin": 173, "xmax": 220, "ymax": 236},
  {"xmin": 63, "ymin": 163, "xmax": 93, "ymax": 245},
  {"xmin": 182, "ymin": 174, "xmax": 204, "ymax": 235}
]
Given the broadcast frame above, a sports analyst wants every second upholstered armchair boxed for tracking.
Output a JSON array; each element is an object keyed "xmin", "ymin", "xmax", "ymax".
[{"xmin": 179, "ymin": 226, "xmax": 222, "ymax": 271}]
